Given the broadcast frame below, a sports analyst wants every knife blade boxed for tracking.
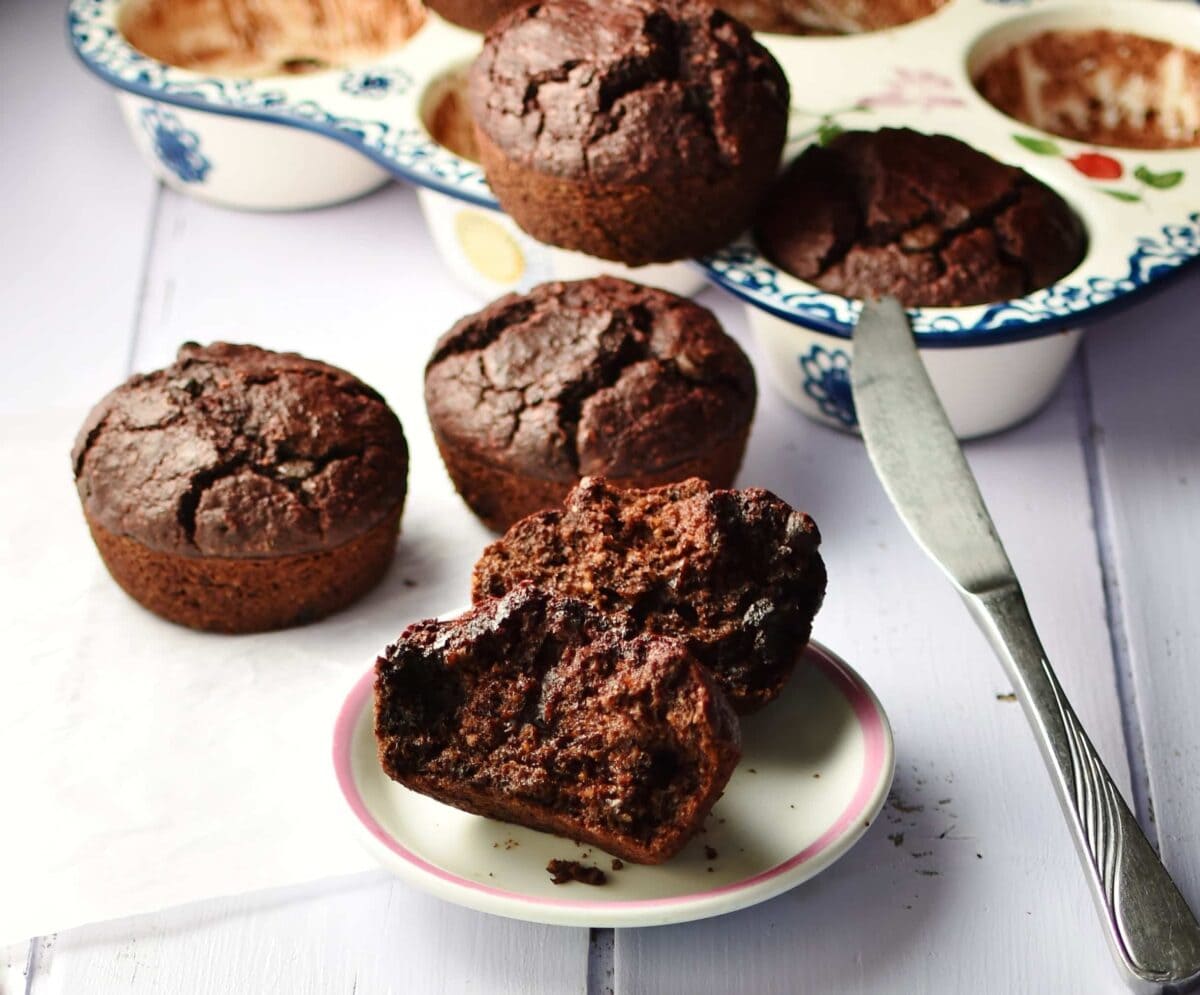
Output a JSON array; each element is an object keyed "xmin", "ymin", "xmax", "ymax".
[{"xmin": 851, "ymin": 297, "xmax": 1200, "ymax": 992}]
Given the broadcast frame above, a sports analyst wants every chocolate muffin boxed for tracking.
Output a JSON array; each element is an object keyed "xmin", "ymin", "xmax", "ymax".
[
  {"xmin": 755, "ymin": 129, "xmax": 1087, "ymax": 307},
  {"xmin": 472, "ymin": 476, "xmax": 826, "ymax": 712},
  {"xmin": 716, "ymin": 0, "xmax": 946, "ymax": 35},
  {"xmin": 424, "ymin": 0, "xmax": 525, "ymax": 33},
  {"xmin": 374, "ymin": 585, "xmax": 740, "ymax": 864},
  {"xmin": 425, "ymin": 277, "xmax": 757, "ymax": 532},
  {"xmin": 467, "ymin": 0, "xmax": 790, "ymax": 266},
  {"xmin": 72, "ymin": 342, "xmax": 409, "ymax": 632}
]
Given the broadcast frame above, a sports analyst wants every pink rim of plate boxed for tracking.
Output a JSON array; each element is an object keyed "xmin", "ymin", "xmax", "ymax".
[{"xmin": 332, "ymin": 641, "xmax": 891, "ymax": 918}]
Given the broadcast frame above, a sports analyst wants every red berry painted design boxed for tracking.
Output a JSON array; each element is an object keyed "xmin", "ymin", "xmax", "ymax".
[{"xmin": 1068, "ymin": 152, "xmax": 1123, "ymax": 180}]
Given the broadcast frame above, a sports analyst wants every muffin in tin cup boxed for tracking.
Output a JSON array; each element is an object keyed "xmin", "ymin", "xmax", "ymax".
[
  {"xmin": 415, "ymin": 63, "xmax": 710, "ymax": 300},
  {"xmin": 701, "ymin": 0, "xmax": 1200, "ymax": 438}
]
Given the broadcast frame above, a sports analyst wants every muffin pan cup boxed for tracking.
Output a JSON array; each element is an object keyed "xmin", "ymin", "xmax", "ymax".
[
  {"xmin": 713, "ymin": 0, "xmax": 1200, "ymax": 437},
  {"xmin": 70, "ymin": 3, "xmax": 705, "ymax": 295}
]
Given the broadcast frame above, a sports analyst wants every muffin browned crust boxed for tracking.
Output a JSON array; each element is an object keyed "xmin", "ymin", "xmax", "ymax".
[
  {"xmin": 473, "ymin": 477, "xmax": 826, "ymax": 713},
  {"xmin": 425, "ymin": 277, "xmax": 757, "ymax": 531},
  {"xmin": 374, "ymin": 585, "xmax": 741, "ymax": 864},
  {"xmin": 755, "ymin": 129, "xmax": 1087, "ymax": 307},
  {"xmin": 72, "ymin": 342, "xmax": 408, "ymax": 631},
  {"xmin": 424, "ymin": 0, "xmax": 526, "ymax": 33},
  {"xmin": 468, "ymin": 0, "xmax": 789, "ymax": 265}
]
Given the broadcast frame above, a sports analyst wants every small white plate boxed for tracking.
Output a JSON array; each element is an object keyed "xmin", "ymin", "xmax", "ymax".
[{"xmin": 333, "ymin": 640, "xmax": 894, "ymax": 928}]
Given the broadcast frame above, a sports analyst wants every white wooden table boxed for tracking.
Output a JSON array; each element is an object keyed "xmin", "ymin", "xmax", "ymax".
[{"xmin": 3, "ymin": 1, "xmax": 1198, "ymax": 991}]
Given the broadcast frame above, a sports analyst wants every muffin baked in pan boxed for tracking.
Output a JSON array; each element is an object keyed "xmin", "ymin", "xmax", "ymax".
[{"xmin": 71, "ymin": 0, "xmax": 1200, "ymax": 434}]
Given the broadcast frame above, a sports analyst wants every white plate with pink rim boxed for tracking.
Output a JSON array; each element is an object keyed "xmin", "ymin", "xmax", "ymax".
[{"xmin": 332, "ymin": 637, "xmax": 894, "ymax": 928}]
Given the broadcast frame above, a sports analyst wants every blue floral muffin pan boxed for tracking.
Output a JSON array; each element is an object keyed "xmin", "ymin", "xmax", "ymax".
[{"xmin": 71, "ymin": 0, "xmax": 1199, "ymax": 432}]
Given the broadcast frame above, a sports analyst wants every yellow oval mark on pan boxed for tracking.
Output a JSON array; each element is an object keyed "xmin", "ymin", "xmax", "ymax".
[{"xmin": 455, "ymin": 210, "xmax": 524, "ymax": 284}]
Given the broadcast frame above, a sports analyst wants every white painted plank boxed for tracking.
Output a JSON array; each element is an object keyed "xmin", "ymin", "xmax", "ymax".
[
  {"xmin": 617, "ymin": 342, "xmax": 1134, "ymax": 993},
  {"xmin": 0, "ymin": 0, "xmax": 154, "ymax": 985},
  {"xmin": 0, "ymin": 0, "xmax": 158, "ymax": 415},
  {"xmin": 21, "ymin": 182, "xmax": 587, "ymax": 993},
  {"xmin": 1085, "ymin": 267, "xmax": 1200, "ymax": 910},
  {"xmin": 1, "ymin": 942, "xmax": 31, "ymax": 995},
  {"xmin": 28, "ymin": 872, "xmax": 587, "ymax": 995}
]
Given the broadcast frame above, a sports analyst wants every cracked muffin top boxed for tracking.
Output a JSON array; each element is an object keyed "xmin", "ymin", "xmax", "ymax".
[
  {"xmin": 755, "ymin": 128, "xmax": 1087, "ymax": 307},
  {"xmin": 423, "ymin": 277, "xmax": 756, "ymax": 481},
  {"xmin": 72, "ymin": 342, "xmax": 408, "ymax": 558},
  {"xmin": 467, "ymin": 0, "xmax": 789, "ymax": 185}
]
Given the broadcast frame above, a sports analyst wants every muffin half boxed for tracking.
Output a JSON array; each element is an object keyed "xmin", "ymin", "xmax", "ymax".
[{"xmin": 375, "ymin": 584, "xmax": 741, "ymax": 863}]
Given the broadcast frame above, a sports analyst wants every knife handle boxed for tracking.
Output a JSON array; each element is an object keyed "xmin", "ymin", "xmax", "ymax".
[{"xmin": 966, "ymin": 584, "xmax": 1200, "ymax": 993}]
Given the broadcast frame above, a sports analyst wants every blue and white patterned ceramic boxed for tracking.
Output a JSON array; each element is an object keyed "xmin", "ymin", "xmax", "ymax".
[
  {"xmin": 70, "ymin": 0, "xmax": 1198, "ymax": 395},
  {"xmin": 712, "ymin": 0, "xmax": 1200, "ymax": 436},
  {"xmin": 68, "ymin": 0, "xmax": 705, "ymax": 294}
]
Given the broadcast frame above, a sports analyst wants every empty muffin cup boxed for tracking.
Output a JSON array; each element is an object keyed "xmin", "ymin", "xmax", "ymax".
[
  {"xmin": 970, "ymin": 10, "xmax": 1200, "ymax": 150},
  {"xmin": 85, "ymin": 0, "xmax": 427, "ymax": 209}
]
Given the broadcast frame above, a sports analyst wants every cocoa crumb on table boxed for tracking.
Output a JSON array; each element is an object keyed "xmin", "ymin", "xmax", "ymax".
[
  {"xmin": 611, "ymin": 859, "xmax": 624, "ymax": 871},
  {"xmin": 547, "ymin": 859, "xmax": 607, "ymax": 886},
  {"xmin": 704, "ymin": 845, "xmax": 718, "ymax": 861}
]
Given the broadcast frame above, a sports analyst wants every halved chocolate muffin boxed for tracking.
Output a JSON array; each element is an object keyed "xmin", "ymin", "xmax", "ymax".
[
  {"xmin": 467, "ymin": 0, "xmax": 790, "ymax": 265},
  {"xmin": 374, "ymin": 585, "xmax": 740, "ymax": 863},
  {"xmin": 425, "ymin": 277, "xmax": 757, "ymax": 531},
  {"xmin": 755, "ymin": 128, "xmax": 1087, "ymax": 307},
  {"xmin": 72, "ymin": 342, "xmax": 408, "ymax": 632},
  {"xmin": 472, "ymin": 477, "xmax": 826, "ymax": 713}
]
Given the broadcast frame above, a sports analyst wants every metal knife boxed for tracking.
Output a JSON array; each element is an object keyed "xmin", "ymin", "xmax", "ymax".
[{"xmin": 851, "ymin": 297, "xmax": 1200, "ymax": 993}]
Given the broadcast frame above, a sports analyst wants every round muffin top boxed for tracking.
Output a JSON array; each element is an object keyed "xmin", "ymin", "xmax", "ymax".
[
  {"xmin": 755, "ymin": 128, "xmax": 1087, "ymax": 307},
  {"xmin": 424, "ymin": 0, "xmax": 527, "ymax": 33},
  {"xmin": 73, "ymin": 342, "xmax": 408, "ymax": 558},
  {"xmin": 424, "ymin": 276, "xmax": 757, "ymax": 482},
  {"xmin": 467, "ymin": 0, "xmax": 789, "ymax": 185}
]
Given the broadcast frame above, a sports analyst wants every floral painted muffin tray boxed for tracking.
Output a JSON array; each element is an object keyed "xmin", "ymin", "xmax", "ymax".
[
  {"xmin": 706, "ymin": 0, "xmax": 1200, "ymax": 341},
  {"xmin": 70, "ymin": 0, "xmax": 1199, "ymax": 433}
]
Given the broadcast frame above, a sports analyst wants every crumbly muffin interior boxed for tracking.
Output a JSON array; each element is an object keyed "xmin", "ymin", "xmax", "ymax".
[
  {"xmin": 375, "ymin": 588, "xmax": 739, "ymax": 856},
  {"xmin": 472, "ymin": 477, "xmax": 826, "ymax": 712}
]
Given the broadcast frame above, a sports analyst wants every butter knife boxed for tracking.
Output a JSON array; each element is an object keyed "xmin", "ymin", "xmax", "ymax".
[{"xmin": 851, "ymin": 297, "xmax": 1200, "ymax": 993}]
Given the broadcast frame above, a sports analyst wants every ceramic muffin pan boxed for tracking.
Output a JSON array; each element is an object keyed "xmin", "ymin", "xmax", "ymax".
[
  {"xmin": 706, "ymin": 0, "xmax": 1199, "ymax": 437},
  {"xmin": 72, "ymin": 0, "xmax": 1199, "ymax": 433},
  {"xmin": 69, "ymin": 0, "xmax": 705, "ymax": 297}
]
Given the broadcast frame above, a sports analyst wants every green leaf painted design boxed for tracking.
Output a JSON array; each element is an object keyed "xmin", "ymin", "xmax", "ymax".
[
  {"xmin": 817, "ymin": 122, "xmax": 844, "ymax": 146},
  {"xmin": 1134, "ymin": 165, "xmax": 1184, "ymax": 190},
  {"xmin": 1013, "ymin": 134, "xmax": 1062, "ymax": 156},
  {"xmin": 1101, "ymin": 189, "xmax": 1142, "ymax": 203}
]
